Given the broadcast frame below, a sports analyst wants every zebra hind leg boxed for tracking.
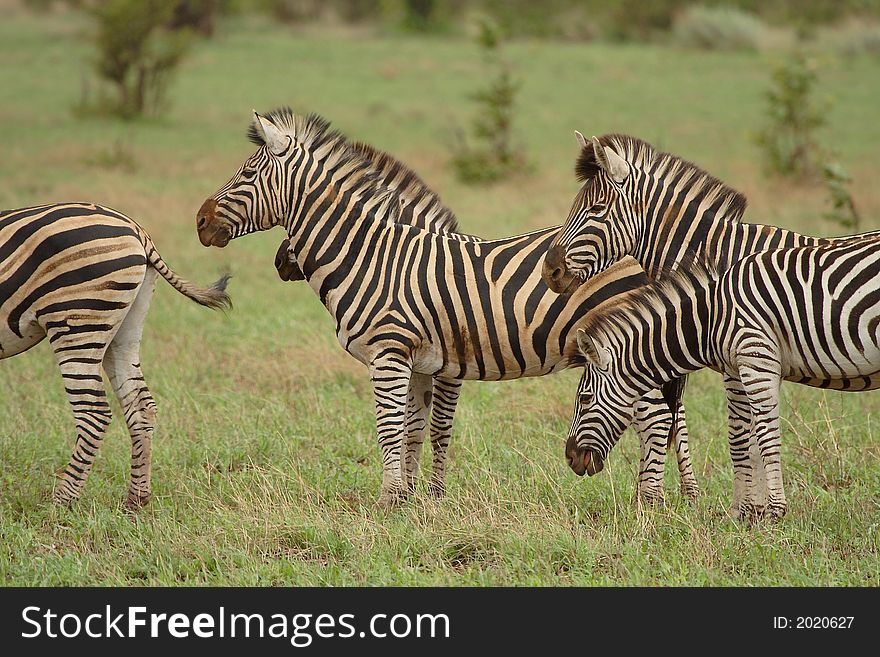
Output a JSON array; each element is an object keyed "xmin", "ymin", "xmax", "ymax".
[
  {"xmin": 51, "ymin": 346, "xmax": 114, "ymax": 507},
  {"xmin": 103, "ymin": 269, "xmax": 158, "ymax": 512},
  {"xmin": 427, "ymin": 377, "xmax": 461, "ymax": 498},
  {"xmin": 723, "ymin": 375, "xmax": 760, "ymax": 520},
  {"xmin": 402, "ymin": 373, "xmax": 433, "ymax": 494}
]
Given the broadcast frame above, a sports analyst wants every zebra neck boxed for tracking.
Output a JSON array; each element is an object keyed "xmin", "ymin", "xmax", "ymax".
[{"xmin": 617, "ymin": 280, "xmax": 717, "ymax": 390}]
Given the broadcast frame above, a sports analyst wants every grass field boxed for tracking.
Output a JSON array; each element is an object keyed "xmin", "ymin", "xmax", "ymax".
[{"xmin": 1, "ymin": 5, "xmax": 878, "ymax": 585}]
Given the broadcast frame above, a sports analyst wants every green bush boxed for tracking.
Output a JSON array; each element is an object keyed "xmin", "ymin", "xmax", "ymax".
[
  {"xmin": 82, "ymin": 0, "xmax": 193, "ymax": 119},
  {"xmin": 822, "ymin": 161, "xmax": 862, "ymax": 232},
  {"xmin": 452, "ymin": 20, "xmax": 527, "ymax": 184},
  {"xmin": 754, "ymin": 52, "xmax": 828, "ymax": 178},
  {"xmin": 673, "ymin": 5, "xmax": 767, "ymax": 51}
]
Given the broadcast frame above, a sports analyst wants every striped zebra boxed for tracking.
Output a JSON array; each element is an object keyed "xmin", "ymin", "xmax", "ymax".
[
  {"xmin": 565, "ymin": 238, "xmax": 880, "ymax": 519},
  {"xmin": 0, "ymin": 203, "xmax": 231, "ymax": 510},
  {"xmin": 195, "ymin": 107, "xmax": 698, "ymax": 506},
  {"xmin": 542, "ymin": 132, "xmax": 880, "ymax": 506}
]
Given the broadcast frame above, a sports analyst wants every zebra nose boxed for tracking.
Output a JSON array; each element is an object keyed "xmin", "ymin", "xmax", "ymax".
[
  {"xmin": 196, "ymin": 198, "xmax": 217, "ymax": 231},
  {"xmin": 543, "ymin": 245, "xmax": 568, "ymax": 291}
]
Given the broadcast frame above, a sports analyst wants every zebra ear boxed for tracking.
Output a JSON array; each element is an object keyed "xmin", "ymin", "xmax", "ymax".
[
  {"xmin": 602, "ymin": 145, "xmax": 630, "ymax": 183},
  {"xmin": 253, "ymin": 111, "xmax": 289, "ymax": 155},
  {"xmin": 590, "ymin": 136, "xmax": 629, "ymax": 184},
  {"xmin": 576, "ymin": 328, "xmax": 612, "ymax": 369},
  {"xmin": 576, "ymin": 329, "xmax": 601, "ymax": 366},
  {"xmin": 575, "ymin": 130, "xmax": 588, "ymax": 149}
]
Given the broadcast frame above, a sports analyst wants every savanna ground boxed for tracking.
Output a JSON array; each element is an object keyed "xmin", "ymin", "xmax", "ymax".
[{"xmin": 0, "ymin": 4, "xmax": 878, "ymax": 586}]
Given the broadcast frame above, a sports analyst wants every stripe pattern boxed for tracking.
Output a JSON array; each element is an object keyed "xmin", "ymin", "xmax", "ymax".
[
  {"xmin": 543, "ymin": 133, "xmax": 880, "ymax": 504},
  {"xmin": 197, "ymin": 108, "xmax": 698, "ymax": 505},
  {"xmin": 566, "ymin": 238, "xmax": 880, "ymax": 519},
  {"xmin": 1, "ymin": 203, "xmax": 230, "ymax": 509}
]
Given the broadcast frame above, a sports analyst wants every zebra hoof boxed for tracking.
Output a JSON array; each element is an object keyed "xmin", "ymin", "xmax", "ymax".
[
  {"xmin": 680, "ymin": 483, "xmax": 699, "ymax": 502},
  {"xmin": 52, "ymin": 489, "xmax": 77, "ymax": 508},
  {"xmin": 637, "ymin": 487, "xmax": 665, "ymax": 506},
  {"xmin": 376, "ymin": 488, "xmax": 407, "ymax": 510},
  {"xmin": 124, "ymin": 491, "xmax": 152, "ymax": 512},
  {"xmin": 767, "ymin": 503, "xmax": 787, "ymax": 522},
  {"xmin": 427, "ymin": 481, "xmax": 446, "ymax": 498}
]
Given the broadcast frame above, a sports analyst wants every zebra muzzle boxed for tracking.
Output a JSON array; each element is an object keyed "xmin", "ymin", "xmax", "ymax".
[{"xmin": 566, "ymin": 440, "xmax": 605, "ymax": 477}]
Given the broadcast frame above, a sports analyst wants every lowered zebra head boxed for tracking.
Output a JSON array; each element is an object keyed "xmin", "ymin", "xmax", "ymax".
[
  {"xmin": 564, "ymin": 327, "xmax": 634, "ymax": 477},
  {"xmin": 543, "ymin": 133, "xmax": 637, "ymax": 293}
]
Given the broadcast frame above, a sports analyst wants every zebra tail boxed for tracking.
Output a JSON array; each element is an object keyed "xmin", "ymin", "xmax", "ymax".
[
  {"xmin": 661, "ymin": 375, "xmax": 688, "ymax": 449},
  {"xmin": 140, "ymin": 234, "xmax": 233, "ymax": 311}
]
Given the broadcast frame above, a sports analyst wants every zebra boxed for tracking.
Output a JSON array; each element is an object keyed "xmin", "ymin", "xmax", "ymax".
[
  {"xmin": 541, "ymin": 132, "xmax": 880, "ymax": 507},
  {"xmin": 271, "ymin": 140, "xmax": 476, "ymax": 495},
  {"xmin": 0, "ymin": 203, "xmax": 231, "ymax": 510},
  {"xmin": 195, "ymin": 107, "xmax": 698, "ymax": 506},
  {"xmin": 564, "ymin": 238, "xmax": 880, "ymax": 519}
]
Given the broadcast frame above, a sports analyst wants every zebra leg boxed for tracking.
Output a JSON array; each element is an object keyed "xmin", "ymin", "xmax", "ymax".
[
  {"xmin": 740, "ymin": 366, "xmax": 786, "ymax": 520},
  {"xmin": 103, "ymin": 269, "xmax": 158, "ymax": 512},
  {"xmin": 427, "ymin": 376, "xmax": 462, "ymax": 498},
  {"xmin": 671, "ymin": 401, "xmax": 699, "ymax": 500},
  {"xmin": 631, "ymin": 390, "xmax": 670, "ymax": 503},
  {"xmin": 51, "ymin": 347, "xmax": 113, "ymax": 507},
  {"xmin": 723, "ymin": 375, "xmax": 759, "ymax": 519},
  {"xmin": 403, "ymin": 373, "xmax": 433, "ymax": 493},
  {"xmin": 369, "ymin": 352, "xmax": 413, "ymax": 508}
]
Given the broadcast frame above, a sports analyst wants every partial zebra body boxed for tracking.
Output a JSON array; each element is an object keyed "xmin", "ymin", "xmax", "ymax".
[
  {"xmin": 0, "ymin": 203, "xmax": 230, "ymax": 509},
  {"xmin": 198, "ymin": 108, "xmax": 698, "ymax": 505},
  {"xmin": 544, "ymin": 133, "xmax": 880, "ymax": 506},
  {"xmin": 567, "ymin": 238, "xmax": 880, "ymax": 519}
]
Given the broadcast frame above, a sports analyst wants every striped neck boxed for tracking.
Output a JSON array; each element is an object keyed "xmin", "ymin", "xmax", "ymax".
[{"xmin": 588, "ymin": 264, "xmax": 719, "ymax": 392}]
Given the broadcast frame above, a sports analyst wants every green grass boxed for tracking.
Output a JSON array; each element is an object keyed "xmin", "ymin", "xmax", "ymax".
[{"xmin": 0, "ymin": 5, "xmax": 878, "ymax": 585}]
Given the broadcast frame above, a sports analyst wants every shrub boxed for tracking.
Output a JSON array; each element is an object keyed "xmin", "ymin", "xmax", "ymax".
[
  {"xmin": 451, "ymin": 20, "xmax": 527, "ymax": 184},
  {"xmin": 83, "ymin": 0, "xmax": 193, "ymax": 119},
  {"xmin": 822, "ymin": 161, "xmax": 862, "ymax": 232},
  {"xmin": 673, "ymin": 5, "xmax": 767, "ymax": 51},
  {"xmin": 754, "ymin": 52, "xmax": 828, "ymax": 178}
]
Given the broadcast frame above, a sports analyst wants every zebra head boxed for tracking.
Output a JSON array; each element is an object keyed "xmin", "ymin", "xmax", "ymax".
[
  {"xmin": 543, "ymin": 134, "xmax": 636, "ymax": 293},
  {"xmin": 565, "ymin": 328, "xmax": 634, "ymax": 477},
  {"xmin": 197, "ymin": 109, "xmax": 303, "ymax": 248}
]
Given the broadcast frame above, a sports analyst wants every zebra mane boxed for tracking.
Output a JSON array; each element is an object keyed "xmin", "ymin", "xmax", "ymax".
[
  {"xmin": 583, "ymin": 258, "xmax": 720, "ymax": 339},
  {"xmin": 347, "ymin": 141, "xmax": 462, "ymax": 234},
  {"xmin": 249, "ymin": 108, "xmax": 463, "ymax": 233},
  {"xmin": 576, "ymin": 134, "xmax": 748, "ymax": 224}
]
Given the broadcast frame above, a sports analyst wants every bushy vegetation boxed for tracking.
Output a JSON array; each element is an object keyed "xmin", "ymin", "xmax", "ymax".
[
  {"xmin": 754, "ymin": 52, "xmax": 828, "ymax": 178},
  {"xmin": 673, "ymin": 5, "xmax": 767, "ymax": 51},
  {"xmin": 78, "ymin": 0, "xmax": 193, "ymax": 119},
  {"xmin": 452, "ymin": 21, "xmax": 526, "ymax": 184}
]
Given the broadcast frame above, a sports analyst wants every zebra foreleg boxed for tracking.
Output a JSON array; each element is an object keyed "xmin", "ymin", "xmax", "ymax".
[
  {"xmin": 740, "ymin": 365, "xmax": 786, "ymax": 520},
  {"xmin": 427, "ymin": 377, "xmax": 461, "ymax": 498},
  {"xmin": 403, "ymin": 373, "xmax": 433, "ymax": 494},
  {"xmin": 369, "ymin": 352, "xmax": 414, "ymax": 508},
  {"xmin": 632, "ymin": 392, "xmax": 670, "ymax": 504},
  {"xmin": 723, "ymin": 374, "xmax": 760, "ymax": 520}
]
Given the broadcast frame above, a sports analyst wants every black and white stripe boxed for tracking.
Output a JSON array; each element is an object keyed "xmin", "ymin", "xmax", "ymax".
[
  {"xmin": 1, "ymin": 202, "xmax": 230, "ymax": 509},
  {"xmin": 197, "ymin": 108, "xmax": 699, "ymax": 505},
  {"xmin": 566, "ymin": 238, "xmax": 880, "ymax": 519}
]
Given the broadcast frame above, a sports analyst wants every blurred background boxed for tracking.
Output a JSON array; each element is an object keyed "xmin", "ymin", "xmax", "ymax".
[{"xmin": 1, "ymin": 0, "xmax": 878, "ymax": 585}]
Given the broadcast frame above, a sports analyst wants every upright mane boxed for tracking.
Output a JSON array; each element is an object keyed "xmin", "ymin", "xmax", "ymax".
[
  {"xmin": 248, "ymin": 107, "xmax": 461, "ymax": 235},
  {"xmin": 348, "ymin": 141, "xmax": 462, "ymax": 235},
  {"xmin": 583, "ymin": 258, "xmax": 719, "ymax": 338},
  {"xmin": 576, "ymin": 134, "xmax": 748, "ymax": 224}
]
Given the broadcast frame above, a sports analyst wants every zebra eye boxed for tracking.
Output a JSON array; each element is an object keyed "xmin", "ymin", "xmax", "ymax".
[
  {"xmin": 242, "ymin": 168, "xmax": 257, "ymax": 179},
  {"xmin": 579, "ymin": 391, "xmax": 594, "ymax": 407},
  {"xmin": 589, "ymin": 204, "xmax": 606, "ymax": 216}
]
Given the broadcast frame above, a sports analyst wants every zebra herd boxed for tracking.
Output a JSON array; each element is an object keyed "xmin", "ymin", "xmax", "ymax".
[{"xmin": 2, "ymin": 107, "xmax": 878, "ymax": 521}]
